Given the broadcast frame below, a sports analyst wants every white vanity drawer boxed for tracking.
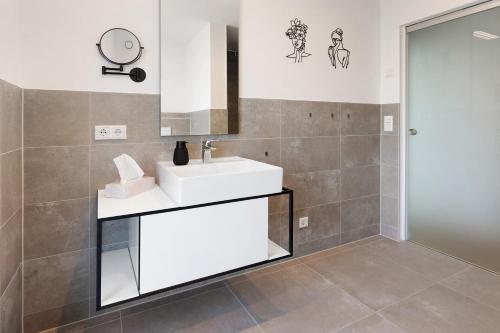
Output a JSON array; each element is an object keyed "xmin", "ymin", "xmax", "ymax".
[{"xmin": 139, "ymin": 198, "xmax": 268, "ymax": 294}]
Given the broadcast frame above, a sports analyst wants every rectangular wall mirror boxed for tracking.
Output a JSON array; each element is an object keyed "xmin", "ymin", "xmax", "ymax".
[{"xmin": 160, "ymin": 0, "xmax": 240, "ymax": 137}]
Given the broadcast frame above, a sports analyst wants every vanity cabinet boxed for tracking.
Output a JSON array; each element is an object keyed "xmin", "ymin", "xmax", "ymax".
[{"xmin": 96, "ymin": 186, "xmax": 293, "ymax": 310}]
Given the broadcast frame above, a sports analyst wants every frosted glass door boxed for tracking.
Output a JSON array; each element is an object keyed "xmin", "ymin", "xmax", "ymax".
[{"xmin": 407, "ymin": 6, "xmax": 500, "ymax": 273}]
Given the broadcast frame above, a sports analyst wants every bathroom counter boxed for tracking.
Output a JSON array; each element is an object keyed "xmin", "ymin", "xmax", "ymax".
[{"xmin": 97, "ymin": 185, "xmax": 177, "ymax": 219}]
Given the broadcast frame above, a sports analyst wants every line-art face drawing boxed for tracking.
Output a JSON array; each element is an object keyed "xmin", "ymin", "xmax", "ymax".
[
  {"xmin": 285, "ymin": 18, "xmax": 311, "ymax": 63},
  {"xmin": 328, "ymin": 28, "xmax": 350, "ymax": 68}
]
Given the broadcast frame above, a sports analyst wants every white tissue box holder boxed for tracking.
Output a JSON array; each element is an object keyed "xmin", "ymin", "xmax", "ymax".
[{"xmin": 104, "ymin": 177, "xmax": 155, "ymax": 199}]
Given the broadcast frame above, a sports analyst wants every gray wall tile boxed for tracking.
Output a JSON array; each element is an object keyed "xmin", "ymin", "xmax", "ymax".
[
  {"xmin": 24, "ymin": 146, "xmax": 90, "ymax": 204},
  {"xmin": 341, "ymin": 195, "xmax": 380, "ymax": 232},
  {"xmin": 0, "ymin": 79, "xmax": 22, "ymax": 153},
  {"xmin": 282, "ymin": 137, "xmax": 340, "ymax": 174},
  {"xmin": 24, "ymin": 198, "xmax": 90, "ymax": 260},
  {"xmin": 239, "ymin": 99, "xmax": 281, "ymax": 138},
  {"xmin": 341, "ymin": 166, "xmax": 380, "ymax": 200},
  {"xmin": 160, "ymin": 118, "xmax": 190, "ymax": 136},
  {"xmin": 24, "ymin": 90, "xmax": 90, "ymax": 147},
  {"xmin": 281, "ymin": 100, "xmax": 340, "ymax": 137},
  {"xmin": 0, "ymin": 267, "xmax": 22, "ymax": 333},
  {"xmin": 381, "ymin": 224, "xmax": 400, "ymax": 241},
  {"xmin": 214, "ymin": 139, "xmax": 281, "ymax": 166},
  {"xmin": 90, "ymin": 92, "xmax": 160, "ymax": 144},
  {"xmin": 1, "ymin": 149, "xmax": 22, "ymax": 225},
  {"xmin": 291, "ymin": 203, "xmax": 341, "ymax": 245},
  {"xmin": 24, "ymin": 250, "xmax": 89, "ymax": 315},
  {"xmin": 381, "ymin": 166, "xmax": 398, "ymax": 198},
  {"xmin": 381, "ymin": 135, "xmax": 398, "ymax": 166},
  {"xmin": 381, "ymin": 196, "xmax": 398, "ymax": 228},
  {"xmin": 341, "ymin": 135, "xmax": 380, "ymax": 168},
  {"xmin": 284, "ymin": 170, "xmax": 341, "ymax": 209},
  {"xmin": 341, "ymin": 224, "xmax": 380, "ymax": 244},
  {"xmin": 341, "ymin": 103, "xmax": 380, "ymax": 135},
  {"xmin": 0, "ymin": 211, "xmax": 22, "ymax": 295}
]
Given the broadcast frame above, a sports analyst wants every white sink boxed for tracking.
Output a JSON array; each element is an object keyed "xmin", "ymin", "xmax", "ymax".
[{"xmin": 157, "ymin": 157, "xmax": 283, "ymax": 206}]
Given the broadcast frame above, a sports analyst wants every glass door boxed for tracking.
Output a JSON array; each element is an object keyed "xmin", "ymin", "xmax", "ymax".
[{"xmin": 407, "ymin": 5, "xmax": 500, "ymax": 273}]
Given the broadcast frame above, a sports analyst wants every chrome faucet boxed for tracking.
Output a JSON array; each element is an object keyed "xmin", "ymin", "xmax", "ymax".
[{"xmin": 201, "ymin": 140, "xmax": 217, "ymax": 163}]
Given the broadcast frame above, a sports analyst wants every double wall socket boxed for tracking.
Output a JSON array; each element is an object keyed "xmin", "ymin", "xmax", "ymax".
[{"xmin": 95, "ymin": 125, "xmax": 127, "ymax": 141}]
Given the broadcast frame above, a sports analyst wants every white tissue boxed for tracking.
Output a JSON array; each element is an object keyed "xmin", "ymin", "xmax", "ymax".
[{"xmin": 113, "ymin": 154, "xmax": 145, "ymax": 184}]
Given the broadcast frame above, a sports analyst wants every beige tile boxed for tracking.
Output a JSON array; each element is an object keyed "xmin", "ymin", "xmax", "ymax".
[
  {"xmin": 1, "ymin": 149, "xmax": 22, "ymax": 226},
  {"xmin": 341, "ymin": 195, "xmax": 380, "ymax": 233},
  {"xmin": 340, "ymin": 224, "xmax": 380, "ymax": 245},
  {"xmin": 441, "ymin": 266, "xmax": 500, "ymax": 311},
  {"xmin": 341, "ymin": 166, "xmax": 380, "ymax": 200},
  {"xmin": 335, "ymin": 314, "xmax": 405, "ymax": 333},
  {"xmin": 41, "ymin": 312, "xmax": 121, "ymax": 333},
  {"xmin": 90, "ymin": 143, "xmax": 173, "ymax": 193},
  {"xmin": 381, "ymin": 224, "xmax": 400, "ymax": 241},
  {"xmin": 227, "ymin": 260, "xmax": 301, "ymax": 285},
  {"xmin": 23, "ymin": 300, "xmax": 90, "ymax": 333},
  {"xmin": 282, "ymin": 137, "xmax": 340, "ymax": 174},
  {"xmin": 239, "ymin": 98, "xmax": 281, "ymax": 138},
  {"xmin": 122, "ymin": 287, "xmax": 259, "ymax": 333},
  {"xmin": 285, "ymin": 203, "xmax": 340, "ymax": 246},
  {"xmin": 305, "ymin": 247, "xmax": 433, "ymax": 310},
  {"xmin": 341, "ymin": 135, "xmax": 380, "ymax": 168},
  {"xmin": 161, "ymin": 118, "xmax": 190, "ymax": 136},
  {"xmin": 381, "ymin": 196, "xmax": 398, "ymax": 228},
  {"xmin": 90, "ymin": 92, "xmax": 160, "ymax": 144},
  {"xmin": 228, "ymin": 264, "xmax": 372, "ymax": 333},
  {"xmin": 299, "ymin": 241, "xmax": 360, "ymax": 264},
  {"xmin": 381, "ymin": 166, "xmax": 398, "ymax": 198},
  {"xmin": 24, "ymin": 250, "xmax": 89, "ymax": 315},
  {"xmin": 381, "ymin": 135, "xmax": 399, "ymax": 166},
  {"xmin": 24, "ymin": 146, "xmax": 90, "ymax": 204},
  {"xmin": 0, "ymin": 267, "xmax": 22, "ymax": 333},
  {"xmin": 381, "ymin": 104, "xmax": 400, "ymax": 136},
  {"xmin": 281, "ymin": 100, "xmax": 340, "ymax": 137},
  {"xmin": 294, "ymin": 234, "xmax": 342, "ymax": 257},
  {"xmin": 24, "ymin": 90, "xmax": 90, "ymax": 147},
  {"xmin": 341, "ymin": 104, "xmax": 380, "ymax": 135},
  {"xmin": 24, "ymin": 198, "xmax": 90, "ymax": 260},
  {"xmin": 213, "ymin": 139, "xmax": 281, "ymax": 167},
  {"xmin": 381, "ymin": 285, "xmax": 500, "ymax": 333},
  {"xmin": 0, "ymin": 211, "xmax": 22, "ymax": 295},
  {"xmin": 284, "ymin": 170, "xmax": 341, "ymax": 209},
  {"xmin": 367, "ymin": 239, "xmax": 469, "ymax": 282},
  {"xmin": 0, "ymin": 79, "xmax": 22, "ymax": 153},
  {"xmin": 210, "ymin": 109, "xmax": 229, "ymax": 135}
]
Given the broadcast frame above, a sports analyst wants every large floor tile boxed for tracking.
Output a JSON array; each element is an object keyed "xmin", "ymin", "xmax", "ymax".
[
  {"xmin": 441, "ymin": 266, "xmax": 500, "ymax": 311},
  {"xmin": 366, "ymin": 239, "xmax": 469, "ymax": 282},
  {"xmin": 304, "ymin": 247, "xmax": 433, "ymax": 310},
  {"xmin": 380, "ymin": 285, "xmax": 500, "ymax": 333},
  {"xmin": 228, "ymin": 264, "xmax": 372, "ymax": 333},
  {"xmin": 121, "ymin": 287, "xmax": 259, "ymax": 333},
  {"xmin": 335, "ymin": 314, "xmax": 405, "ymax": 333}
]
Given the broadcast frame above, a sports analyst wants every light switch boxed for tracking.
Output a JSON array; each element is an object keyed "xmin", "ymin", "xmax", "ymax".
[{"xmin": 384, "ymin": 116, "xmax": 394, "ymax": 132}]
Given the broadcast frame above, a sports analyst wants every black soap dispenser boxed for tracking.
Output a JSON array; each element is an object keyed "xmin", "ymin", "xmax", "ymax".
[{"xmin": 173, "ymin": 141, "xmax": 189, "ymax": 166}]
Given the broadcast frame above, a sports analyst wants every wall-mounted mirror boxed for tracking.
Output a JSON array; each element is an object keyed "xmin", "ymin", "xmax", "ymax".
[{"xmin": 160, "ymin": 0, "xmax": 240, "ymax": 136}]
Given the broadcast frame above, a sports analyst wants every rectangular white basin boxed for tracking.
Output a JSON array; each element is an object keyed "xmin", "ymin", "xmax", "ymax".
[{"xmin": 157, "ymin": 157, "xmax": 283, "ymax": 206}]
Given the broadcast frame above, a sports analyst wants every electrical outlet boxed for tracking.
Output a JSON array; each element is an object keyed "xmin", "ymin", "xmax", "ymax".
[
  {"xmin": 299, "ymin": 217, "xmax": 309, "ymax": 229},
  {"xmin": 95, "ymin": 126, "xmax": 127, "ymax": 141}
]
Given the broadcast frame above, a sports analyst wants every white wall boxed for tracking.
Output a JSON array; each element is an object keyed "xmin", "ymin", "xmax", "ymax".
[
  {"xmin": 186, "ymin": 24, "xmax": 212, "ymax": 111},
  {"xmin": 19, "ymin": 0, "xmax": 382, "ymax": 104},
  {"xmin": 0, "ymin": 0, "xmax": 22, "ymax": 84},
  {"xmin": 240, "ymin": 0, "xmax": 381, "ymax": 103},
  {"xmin": 19, "ymin": 0, "xmax": 160, "ymax": 94},
  {"xmin": 380, "ymin": 0, "xmax": 478, "ymax": 103}
]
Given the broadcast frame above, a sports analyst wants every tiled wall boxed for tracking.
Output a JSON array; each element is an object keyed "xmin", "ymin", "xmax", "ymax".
[
  {"xmin": 0, "ymin": 79, "xmax": 23, "ymax": 333},
  {"xmin": 22, "ymin": 91, "xmax": 383, "ymax": 332},
  {"xmin": 380, "ymin": 104, "xmax": 400, "ymax": 240}
]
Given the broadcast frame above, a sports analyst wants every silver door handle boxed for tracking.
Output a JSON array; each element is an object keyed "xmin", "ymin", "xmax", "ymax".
[{"xmin": 409, "ymin": 129, "xmax": 418, "ymax": 136}]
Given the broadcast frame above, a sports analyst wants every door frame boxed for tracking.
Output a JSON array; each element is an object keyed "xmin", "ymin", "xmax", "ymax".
[{"xmin": 399, "ymin": 0, "xmax": 500, "ymax": 241}]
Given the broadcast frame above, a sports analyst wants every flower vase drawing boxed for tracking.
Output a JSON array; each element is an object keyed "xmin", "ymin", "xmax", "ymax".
[
  {"xmin": 285, "ymin": 18, "xmax": 311, "ymax": 63},
  {"xmin": 328, "ymin": 28, "xmax": 350, "ymax": 69}
]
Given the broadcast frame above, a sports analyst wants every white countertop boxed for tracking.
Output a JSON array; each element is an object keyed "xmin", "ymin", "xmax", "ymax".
[{"xmin": 97, "ymin": 186, "xmax": 178, "ymax": 220}]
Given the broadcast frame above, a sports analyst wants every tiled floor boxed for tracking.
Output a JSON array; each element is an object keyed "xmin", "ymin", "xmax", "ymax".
[{"xmin": 51, "ymin": 236, "xmax": 500, "ymax": 333}]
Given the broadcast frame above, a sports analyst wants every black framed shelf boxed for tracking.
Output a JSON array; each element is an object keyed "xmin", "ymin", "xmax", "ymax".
[{"xmin": 96, "ymin": 187, "xmax": 294, "ymax": 311}]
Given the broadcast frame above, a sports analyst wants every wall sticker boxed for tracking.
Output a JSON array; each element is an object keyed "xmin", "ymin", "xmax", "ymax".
[
  {"xmin": 285, "ymin": 18, "xmax": 311, "ymax": 63},
  {"xmin": 328, "ymin": 28, "xmax": 350, "ymax": 69}
]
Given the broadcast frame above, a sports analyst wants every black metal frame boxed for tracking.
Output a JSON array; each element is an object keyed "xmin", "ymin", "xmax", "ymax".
[{"xmin": 96, "ymin": 188, "xmax": 293, "ymax": 311}]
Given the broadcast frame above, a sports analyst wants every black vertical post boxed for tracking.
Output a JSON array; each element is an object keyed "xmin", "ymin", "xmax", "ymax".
[
  {"xmin": 96, "ymin": 218, "xmax": 103, "ymax": 311},
  {"xmin": 288, "ymin": 190, "xmax": 294, "ymax": 257}
]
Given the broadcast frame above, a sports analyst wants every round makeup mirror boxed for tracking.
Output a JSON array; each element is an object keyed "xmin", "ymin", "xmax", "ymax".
[{"xmin": 97, "ymin": 28, "xmax": 143, "ymax": 65}]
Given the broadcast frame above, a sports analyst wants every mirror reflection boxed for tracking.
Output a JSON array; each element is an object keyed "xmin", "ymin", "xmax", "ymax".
[
  {"xmin": 99, "ymin": 28, "xmax": 143, "ymax": 65},
  {"xmin": 160, "ymin": 0, "xmax": 240, "ymax": 136}
]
